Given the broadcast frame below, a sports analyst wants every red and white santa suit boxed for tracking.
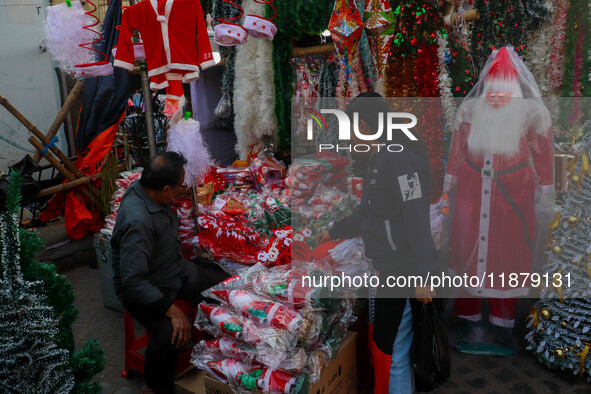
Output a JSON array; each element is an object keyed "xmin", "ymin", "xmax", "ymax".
[
  {"xmin": 114, "ymin": 0, "xmax": 215, "ymax": 90},
  {"xmin": 444, "ymin": 47, "xmax": 554, "ymax": 328}
]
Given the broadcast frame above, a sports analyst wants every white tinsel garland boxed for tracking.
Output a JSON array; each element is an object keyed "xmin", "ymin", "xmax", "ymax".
[
  {"xmin": 436, "ymin": 31, "xmax": 456, "ymax": 132},
  {"xmin": 166, "ymin": 117, "xmax": 212, "ymax": 187},
  {"xmin": 233, "ymin": 1, "xmax": 277, "ymax": 159},
  {"xmin": 44, "ymin": 1, "xmax": 97, "ymax": 74},
  {"xmin": 523, "ymin": 0, "xmax": 554, "ymax": 97}
]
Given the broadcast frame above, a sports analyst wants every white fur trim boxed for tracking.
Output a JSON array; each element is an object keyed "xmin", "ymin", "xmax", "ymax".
[
  {"xmin": 182, "ymin": 70, "xmax": 200, "ymax": 83},
  {"xmin": 538, "ymin": 184, "xmax": 554, "ymax": 194},
  {"xmin": 112, "ymin": 43, "xmax": 145, "ymax": 60},
  {"xmin": 233, "ymin": 1, "xmax": 277, "ymax": 159},
  {"xmin": 164, "ymin": 72, "xmax": 183, "ymax": 80},
  {"xmin": 150, "ymin": 80, "xmax": 169, "ymax": 90},
  {"xmin": 74, "ymin": 62, "xmax": 114, "ymax": 78},
  {"xmin": 214, "ymin": 23, "xmax": 248, "ymax": 47},
  {"xmin": 113, "ymin": 59, "xmax": 134, "ymax": 71},
  {"xmin": 444, "ymin": 173, "xmax": 458, "ymax": 184},
  {"xmin": 457, "ymin": 313, "xmax": 482, "ymax": 322},
  {"xmin": 461, "ymin": 286, "xmax": 529, "ymax": 298},
  {"xmin": 200, "ymin": 59, "xmax": 217, "ymax": 70},
  {"xmin": 148, "ymin": 63, "xmax": 199, "ymax": 77},
  {"xmin": 489, "ymin": 315, "xmax": 515, "ymax": 328}
]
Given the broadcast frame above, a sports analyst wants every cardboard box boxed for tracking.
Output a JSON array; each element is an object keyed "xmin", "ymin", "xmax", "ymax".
[
  {"xmin": 176, "ymin": 369, "xmax": 207, "ymax": 394},
  {"xmin": 176, "ymin": 331, "xmax": 358, "ymax": 394},
  {"xmin": 309, "ymin": 331, "xmax": 357, "ymax": 394},
  {"xmin": 555, "ymin": 153, "xmax": 574, "ymax": 192}
]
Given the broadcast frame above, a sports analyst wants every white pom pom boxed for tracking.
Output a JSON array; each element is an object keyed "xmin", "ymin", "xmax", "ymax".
[
  {"xmin": 157, "ymin": 15, "xmax": 166, "ymax": 22},
  {"xmin": 44, "ymin": 1, "xmax": 97, "ymax": 74},
  {"xmin": 166, "ymin": 118, "xmax": 212, "ymax": 187}
]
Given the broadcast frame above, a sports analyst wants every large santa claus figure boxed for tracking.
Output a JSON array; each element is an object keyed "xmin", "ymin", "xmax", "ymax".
[{"xmin": 443, "ymin": 46, "xmax": 554, "ymax": 353}]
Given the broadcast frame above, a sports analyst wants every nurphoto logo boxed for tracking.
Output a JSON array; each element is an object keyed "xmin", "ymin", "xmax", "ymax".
[{"xmin": 305, "ymin": 108, "xmax": 419, "ymax": 153}]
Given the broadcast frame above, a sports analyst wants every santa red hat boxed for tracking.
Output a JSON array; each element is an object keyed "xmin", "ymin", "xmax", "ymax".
[{"xmin": 483, "ymin": 46, "xmax": 522, "ymax": 97}]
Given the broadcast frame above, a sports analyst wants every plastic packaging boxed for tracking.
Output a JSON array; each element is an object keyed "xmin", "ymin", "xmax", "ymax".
[{"xmin": 195, "ymin": 303, "xmax": 297, "ymax": 354}]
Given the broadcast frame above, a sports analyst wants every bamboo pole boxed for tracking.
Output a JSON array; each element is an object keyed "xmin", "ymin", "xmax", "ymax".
[
  {"xmin": 292, "ymin": 43, "xmax": 335, "ymax": 58},
  {"xmin": 35, "ymin": 177, "xmax": 91, "ymax": 199},
  {"xmin": 0, "ymin": 93, "xmax": 101, "ymax": 199},
  {"xmin": 29, "ymin": 137, "xmax": 102, "ymax": 210},
  {"xmin": 34, "ymin": 164, "xmax": 126, "ymax": 199},
  {"xmin": 32, "ymin": 79, "xmax": 84, "ymax": 162}
]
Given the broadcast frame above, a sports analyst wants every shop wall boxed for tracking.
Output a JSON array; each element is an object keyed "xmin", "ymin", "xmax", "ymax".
[{"xmin": 0, "ymin": 0, "xmax": 68, "ymax": 172}]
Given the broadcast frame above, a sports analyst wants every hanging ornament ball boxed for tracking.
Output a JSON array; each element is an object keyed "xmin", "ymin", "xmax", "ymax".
[
  {"xmin": 554, "ymin": 348, "xmax": 566, "ymax": 359},
  {"xmin": 572, "ymin": 175, "xmax": 580, "ymax": 184},
  {"xmin": 567, "ymin": 216, "xmax": 580, "ymax": 227},
  {"xmin": 540, "ymin": 309, "xmax": 551, "ymax": 320},
  {"xmin": 552, "ymin": 245, "xmax": 563, "ymax": 255}
]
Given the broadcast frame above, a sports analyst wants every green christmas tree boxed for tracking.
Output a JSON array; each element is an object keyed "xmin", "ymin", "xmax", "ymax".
[
  {"xmin": 526, "ymin": 126, "xmax": 591, "ymax": 381},
  {"xmin": 0, "ymin": 171, "xmax": 104, "ymax": 392}
]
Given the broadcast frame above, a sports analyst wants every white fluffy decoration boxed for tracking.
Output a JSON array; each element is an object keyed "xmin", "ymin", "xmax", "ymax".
[
  {"xmin": 233, "ymin": 0, "xmax": 278, "ymax": 159},
  {"xmin": 522, "ymin": 0, "xmax": 554, "ymax": 97},
  {"xmin": 166, "ymin": 117, "xmax": 212, "ymax": 187},
  {"xmin": 436, "ymin": 31, "xmax": 456, "ymax": 131},
  {"xmin": 44, "ymin": 1, "xmax": 97, "ymax": 74}
]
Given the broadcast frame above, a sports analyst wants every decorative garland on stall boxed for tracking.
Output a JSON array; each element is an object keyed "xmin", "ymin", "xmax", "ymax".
[
  {"xmin": 468, "ymin": 0, "xmax": 550, "ymax": 75},
  {"xmin": 356, "ymin": 0, "xmax": 377, "ymax": 92},
  {"xmin": 549, "ymin": 0, "xmax": 569, "ymax": 90},
  {"xmin": 233, "ymin": 0, "xmax": 278, "ymax": 159},
  {"xmin": 523, "ymin": 1, "xmax": 553, "ymax": 97},
  {"xmin": 383, "ymin": 0, "xmax": 442, "ymax": 202},
  {"xmin": 272, "ymin": 0, "xmax": 333, "ymax": 153},
  {"xmin": 437, "ymin": 31, "xmax": 456, "ymax": 133},
  {"xmin": 415, "ymin": 42, "xmax": 444, "ymax": 202}
]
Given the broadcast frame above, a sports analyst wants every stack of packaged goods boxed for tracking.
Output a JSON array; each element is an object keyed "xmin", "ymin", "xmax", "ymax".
[
  {"xmin": 101, "ymin": 169, "xmax": 142, "ymax": 236},
  {"xmin": 191, "ymin": 262, "xmax": 357, "ymax": 394}
]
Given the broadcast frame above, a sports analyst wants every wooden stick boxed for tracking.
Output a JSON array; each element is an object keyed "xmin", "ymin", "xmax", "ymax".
[
  {"xmin": 292, "ymin": 43, "xmax": 335, "ymax": 58},
  {"xmin": 33, "ymin": 79, "xmax": 84, "ymax": 162},
  {"xmin": 34, "ymin": 164, "xmax": 126, "ymax": 199},
  {"xmin": 35, "ymin": 177, "xmax": 91, "ymax": 199},
  {"xmin": 29, "ymin": 136, "xmax": 103, "ymax": 210}
]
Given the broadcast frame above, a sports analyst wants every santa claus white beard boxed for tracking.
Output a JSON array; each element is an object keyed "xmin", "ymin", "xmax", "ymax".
[{"xmin": 466, "ymin": 99, "xmax": 528, "ymax": 157}]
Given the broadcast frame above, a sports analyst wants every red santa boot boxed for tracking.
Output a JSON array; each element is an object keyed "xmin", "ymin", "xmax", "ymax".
[{"xmin": 163, "ymin": 80, "xmax": 185, "ymax": 121}]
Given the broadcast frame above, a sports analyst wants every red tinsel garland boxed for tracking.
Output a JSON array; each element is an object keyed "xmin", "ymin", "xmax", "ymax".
[{"xmin": 414, "ymin": 43, "xmax": 443, "ymax": 203}]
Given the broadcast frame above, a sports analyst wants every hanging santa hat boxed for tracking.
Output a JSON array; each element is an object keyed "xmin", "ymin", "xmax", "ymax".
[{"xmin": 483, "ymin": 46, "xmax": 522, "ymax": 98}]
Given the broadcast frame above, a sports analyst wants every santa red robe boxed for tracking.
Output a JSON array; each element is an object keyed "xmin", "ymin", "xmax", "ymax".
[
  {"xmin": 445, "ymin": 103, "xmax": 554, "ymax": 298},
  {"xmin": 114, "ymin": 0, "xmax": 214, "ymax": 90}
]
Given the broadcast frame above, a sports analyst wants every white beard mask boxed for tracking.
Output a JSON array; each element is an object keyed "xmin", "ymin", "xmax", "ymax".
[{"xmin": 466, "ymin": 97, "xmax": 528, "ymax": 157}]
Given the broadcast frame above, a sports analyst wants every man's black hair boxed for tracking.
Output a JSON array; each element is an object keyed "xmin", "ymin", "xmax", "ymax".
[{"xmin": 140, "ymin": 151, "xmax": 188, "ymax": 191}]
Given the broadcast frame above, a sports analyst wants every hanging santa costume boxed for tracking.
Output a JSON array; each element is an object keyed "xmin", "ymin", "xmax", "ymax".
[
  {"xmin": 114, "ymin": 0, "xmax": 215, "ymax": 117},
  {"xmin": 444, "ymin": 46, "xmax": 554, "ymax": 328}
]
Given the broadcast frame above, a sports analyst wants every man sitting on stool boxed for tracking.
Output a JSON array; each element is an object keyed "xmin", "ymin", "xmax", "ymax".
[{"xmin": 112, "ymin": 151, "xmax": 227, "ymax": 393}]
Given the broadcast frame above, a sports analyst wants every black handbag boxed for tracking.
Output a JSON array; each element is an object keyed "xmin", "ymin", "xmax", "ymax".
[{"xmin": 412, "ymin": 300, "xmax": 450, "ymax": 392}]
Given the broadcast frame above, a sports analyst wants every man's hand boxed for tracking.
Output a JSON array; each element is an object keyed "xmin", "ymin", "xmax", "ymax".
[
  {"xmin": 416, "ymin": 285, "xmax": 435, "ymax": 304},
  {"xmin": 165, "ymin": 303, "xmax": 192, "ymax": 349},
  {"xmin": 317, "ymin": 230, "xmax": 331, "ymax": 244}
]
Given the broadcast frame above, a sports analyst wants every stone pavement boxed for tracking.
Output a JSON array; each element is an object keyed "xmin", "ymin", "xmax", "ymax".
[{"xmin": 66, "ymin": 265, "xmax": 591, "ymax": 393}]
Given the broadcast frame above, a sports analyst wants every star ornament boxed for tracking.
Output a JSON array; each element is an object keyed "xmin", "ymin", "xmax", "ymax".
[{"xmin": 329, "ymin": 0, "xmax": 364, "ymax": 52}]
